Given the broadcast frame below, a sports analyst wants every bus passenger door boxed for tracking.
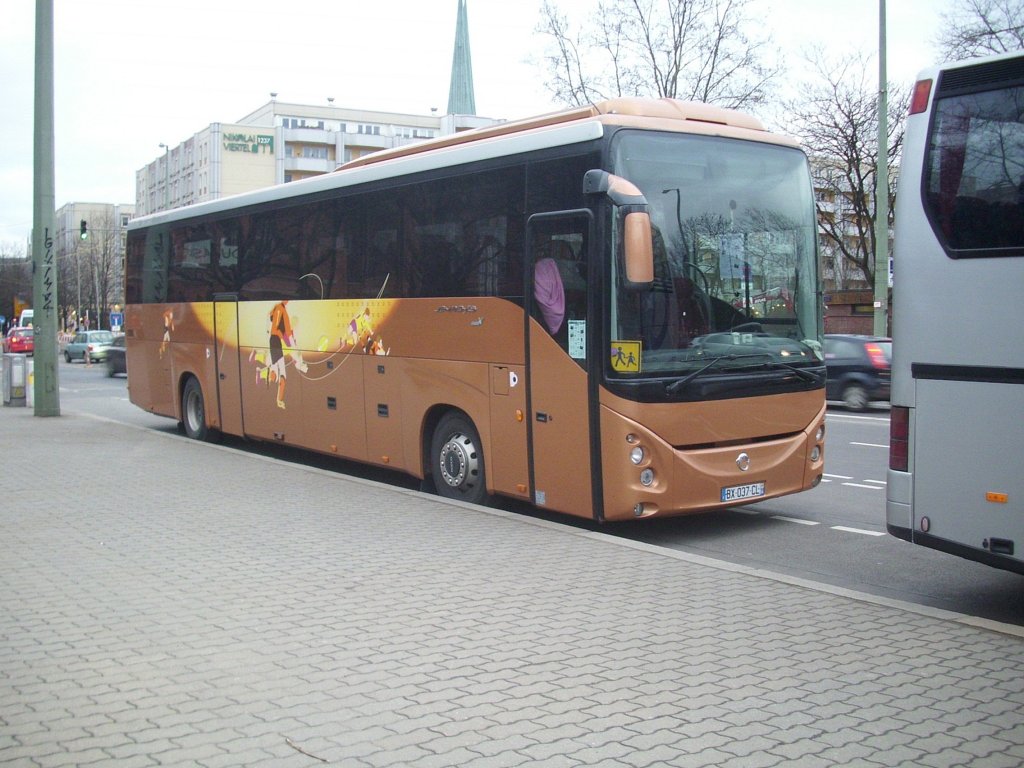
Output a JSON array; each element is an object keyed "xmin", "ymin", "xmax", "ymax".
[
  {"xmin": 526, "ymin": 213, "xmax": 597, "ymax": 519},
  {"xmin": 213, "ymin": 295, "xmax": 244, "ymax": 436}
]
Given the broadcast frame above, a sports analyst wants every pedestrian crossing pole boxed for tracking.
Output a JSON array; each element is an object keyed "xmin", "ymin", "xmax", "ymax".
[
  {"xmin": 32, "ymin": 0, "xmax": 60, "ymax": 416},
  {"xmin": 873, "ymin": 0, "xmax": 890, "ymax": 337}
]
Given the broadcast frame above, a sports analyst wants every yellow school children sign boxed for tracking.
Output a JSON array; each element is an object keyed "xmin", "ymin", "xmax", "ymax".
[{"xmin": 610, "ymin": 341, "xmax": 641, "ymax": 373}]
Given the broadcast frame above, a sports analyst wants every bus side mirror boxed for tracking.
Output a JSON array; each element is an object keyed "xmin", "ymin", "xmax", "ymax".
[
  {"xmin": 584, "ymin": 170, "xmax": 655, "ymax": 289},
  {"xmin": 623, "ymin": 211, "xmax": 654, "ymax": 288}
]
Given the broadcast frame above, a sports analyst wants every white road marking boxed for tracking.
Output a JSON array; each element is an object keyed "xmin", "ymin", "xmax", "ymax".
[
  {"xmin": 851, "ymin": 442, "xmax": 888, "ymax": 448},
  {"xmin": 842, "ymin": 482, "xmax": 885, "ymax": 490},
  {"xmin": 824, "ymin": 473, "xmax": 853, "ymax": 480},
  {"xmin": 771, "ymin": 515, "xmax": 820, "ymax": 526},
  {"xmin": 831, "ymin": 525, "xmax": 886, "ymax": 537},
  {"xmin": 826, "ymin": 413, "xmax": 890, "ymax": 423}
]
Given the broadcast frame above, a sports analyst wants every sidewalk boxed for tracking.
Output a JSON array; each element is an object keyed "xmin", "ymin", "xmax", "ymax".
[{"xmin": 2, "ymin": 406, "xmax": 1023, "ymax": 768}]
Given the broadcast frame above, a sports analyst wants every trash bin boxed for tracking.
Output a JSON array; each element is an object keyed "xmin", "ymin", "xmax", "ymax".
[{"xmin": 2, "ymin": 353, "xmax": 27, "ymax": 407}]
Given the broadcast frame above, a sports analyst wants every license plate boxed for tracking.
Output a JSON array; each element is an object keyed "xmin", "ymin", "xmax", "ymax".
[{"xmin": 721, "ymin": 481, "xmax": 766, "ymax": 502}]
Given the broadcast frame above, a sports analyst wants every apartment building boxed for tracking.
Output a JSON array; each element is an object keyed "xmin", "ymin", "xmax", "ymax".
[{"xmin": 134, "ymin": 101, "xmax": 497, "ymax": 217}]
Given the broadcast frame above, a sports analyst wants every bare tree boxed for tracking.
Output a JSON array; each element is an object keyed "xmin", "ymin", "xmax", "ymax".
[
  {"xmin": 81, "ymin": 211, "xmax": 121, "ymax": 329},
  {"xmin": 60, "ymin": 212, "xmax": 122, "ymax": 331},
  {"xmin": 0, "ymin": 242, "xmax": 31, "ymax": 330},
  {"xmin": 783, "ymin": 50, "xmax": 908, "ymax": 290},
  {"xmin": 537, "ymin": 0, "xmax": 779, "ymax": 109},
  {"xmin": 937, "ymin": 0, "xmax": 1024, "ymax": 61}
]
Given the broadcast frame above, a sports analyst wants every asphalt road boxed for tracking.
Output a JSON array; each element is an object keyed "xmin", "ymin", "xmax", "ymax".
[{"xmin": 54, "ymin": 360, "xmax": 1024, "ymax": 626}]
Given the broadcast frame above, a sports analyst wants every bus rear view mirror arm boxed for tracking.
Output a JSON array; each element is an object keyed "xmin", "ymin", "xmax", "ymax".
[{"xmin": 583, "ymin": 170, "xmax": 654, "ymax": 288}]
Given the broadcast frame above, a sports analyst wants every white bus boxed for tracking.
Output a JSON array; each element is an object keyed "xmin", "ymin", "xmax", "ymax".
[{"xmin": 887, "ymin": 52, "xmax": 1024, "ymax": 572}]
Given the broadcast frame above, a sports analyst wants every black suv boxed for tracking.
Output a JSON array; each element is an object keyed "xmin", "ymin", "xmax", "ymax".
[{"xmin": 823, "ymin": 334, "xmax": 891, "ymax": 411}]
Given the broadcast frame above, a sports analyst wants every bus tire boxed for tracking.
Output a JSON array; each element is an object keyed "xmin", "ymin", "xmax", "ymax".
[
  {"xmin": 430, "ymin": 412, "xmax": 489, "ymax": 506},
  {"xmin": 181, "ymin": 376, "xmax": 215, "ymax": 442}
]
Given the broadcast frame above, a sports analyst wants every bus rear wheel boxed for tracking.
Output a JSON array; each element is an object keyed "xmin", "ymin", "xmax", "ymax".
[
  {"xmin": 181, "ymin": 377, "xmax": 216, "ymax": 442},
  {"xmin": 430, "ymin": 412, "xmax": 489, "ymax": 506}
]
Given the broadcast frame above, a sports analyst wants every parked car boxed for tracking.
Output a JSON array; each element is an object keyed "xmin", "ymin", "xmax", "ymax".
[
  {"xmin": 64, "ymin": 330, "xmax": 116, "ymax": 363},
  {"xmin": 3, "ymin": 327, "xmax": 34, "ymax": 355},
  {"xmin": 823, "ymin": 334, "xmax": 892, "ymax": 411},
  {"xmin": 106, "ymin": 334, "xmax": 127, "ymax": 377}
]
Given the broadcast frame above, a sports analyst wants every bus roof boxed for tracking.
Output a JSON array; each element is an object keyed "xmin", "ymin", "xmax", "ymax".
[
  {"xmin": 338, "ymin": 98, "xmax": 770, "ymax": 170},
  {"xmin": 128, "ymin": 98, "xmax": 790, "ymax": 231}
]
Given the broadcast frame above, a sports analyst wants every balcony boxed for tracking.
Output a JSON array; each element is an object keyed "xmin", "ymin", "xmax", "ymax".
[{"xmin": 283, "ymin": 157, "xmax": 335, "ymax": 174}]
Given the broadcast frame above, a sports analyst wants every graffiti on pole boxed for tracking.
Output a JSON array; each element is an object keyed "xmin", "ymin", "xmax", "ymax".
[{"xmin": 42, "ymin": 227, "xmax": 55, "ymax": 312}]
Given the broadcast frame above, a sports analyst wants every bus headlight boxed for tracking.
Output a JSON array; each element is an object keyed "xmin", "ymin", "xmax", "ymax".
[
  {"xmin": 816, "ymin": 423, "xmax": 825, "ymax": 442},
  {"xmin": 640, "ymin": 468, "xmax": 655, "ymax": 486},
  {"xmin": 629, "ymin": 446, "xmax": 645, "ymax": 465},
  {"xmin": 810, "ymin": 445, "xmax": 821, "ymax": 462}
]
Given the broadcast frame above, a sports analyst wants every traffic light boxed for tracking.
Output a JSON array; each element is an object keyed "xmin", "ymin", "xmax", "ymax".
[{"xmin": 80, "ymin": 220, "xmax": 88, "ymax": 240}]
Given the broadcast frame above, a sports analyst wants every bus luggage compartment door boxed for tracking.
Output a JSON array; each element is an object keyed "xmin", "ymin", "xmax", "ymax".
[{"xmin": 913, "ymin": 378, "xmax": 1022, "ymax": 564}]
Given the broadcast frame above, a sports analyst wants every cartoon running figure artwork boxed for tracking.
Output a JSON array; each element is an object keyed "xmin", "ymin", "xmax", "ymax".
[
  {"xmin": 247, "ymin": 299, "xmax": 391, "ymax": 393},
  {"xmin": 344, "ymin": 305, "xmax": 373, "ymax": 350},
  {"xmin": 159, "ymin": 309, "xmax": 174, "ymax": 359},
  {"xmin": 366, "ymin": 335, "xmax": 390, "ymax": 355},
  {"xmin": 265, "ymin": 300, "xmax": 307, "ymax": 409}
]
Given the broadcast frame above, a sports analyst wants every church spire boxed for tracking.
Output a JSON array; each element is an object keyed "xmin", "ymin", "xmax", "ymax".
[{"xmin": 446, "ymin": 0, "xmax": 477, "ymax": 115}]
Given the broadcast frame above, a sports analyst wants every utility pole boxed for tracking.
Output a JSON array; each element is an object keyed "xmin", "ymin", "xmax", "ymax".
[
  {"xmin": 32, "ymin": 0, "xmax": 59, "ymax": 416},
  {"xmin": 873, "ymin": 0, "xmax": 890, "ymax": 336}
]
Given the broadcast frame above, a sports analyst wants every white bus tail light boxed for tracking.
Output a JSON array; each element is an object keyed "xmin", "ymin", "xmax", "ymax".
[
  {"xmin": 909, "ymin": 79, "xmax": 932, "ymax": 115},
  {"xmin": 890, "ymin": 406, "xmax": 909, "ymax": 472}
]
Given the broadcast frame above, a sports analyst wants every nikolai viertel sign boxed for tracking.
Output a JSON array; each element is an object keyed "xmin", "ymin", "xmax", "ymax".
[{"xmin": 224, "ymin": 133, "xmax": 274, "ymax": 154}]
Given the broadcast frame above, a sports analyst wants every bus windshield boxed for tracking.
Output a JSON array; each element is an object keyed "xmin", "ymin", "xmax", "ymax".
[{"xmin": 609, "ymin": 132, "xmax": 822, "ymax": 381}]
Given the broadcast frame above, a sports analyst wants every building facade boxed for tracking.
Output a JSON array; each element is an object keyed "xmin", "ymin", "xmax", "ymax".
[
  {"xmin": 135, "ymin": 102, "xmax": 497, "ymax": 217},
  {"xmin": 54, "ymin": 202, "xmax": 135, "ymax": 330},
  {"xmin": 810, "ymin": 157, "xmax": 894, "ymax": 334}
]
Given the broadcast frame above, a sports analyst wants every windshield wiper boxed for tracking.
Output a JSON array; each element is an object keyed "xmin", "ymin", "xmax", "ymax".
[
  {"xmin": 665, "ymin": 352, "xmax": 773, "ymax": 394},
  {"xmin": 757, "ymin": 359, "xmax": 824, "ymax": 384}
]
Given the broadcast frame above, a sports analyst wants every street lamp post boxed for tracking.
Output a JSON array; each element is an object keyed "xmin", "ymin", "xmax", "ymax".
[
  {"xmin": 75, "ymin": 236, "xmax": 82, "ymax": 330},
  {"xmin": 32, "ymin": 0, "xmax": 59, "ymax": 416}
]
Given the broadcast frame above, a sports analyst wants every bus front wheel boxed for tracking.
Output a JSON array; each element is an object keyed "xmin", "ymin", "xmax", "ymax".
[
  {"xmin": 181, "ymin": 377, "xmax": 215, "ymax": 442},
  {"xmin": 430, "ymin": 412, "xmax": 489, "ymax": 506}
]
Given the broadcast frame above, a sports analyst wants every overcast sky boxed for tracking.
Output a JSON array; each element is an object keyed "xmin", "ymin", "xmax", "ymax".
[{"xmin": 0, "ymin": 0, "xmax": 951, "ymax": 246}]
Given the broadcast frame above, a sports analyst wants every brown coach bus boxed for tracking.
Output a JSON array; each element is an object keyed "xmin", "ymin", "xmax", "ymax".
[{"xmin": 124, "ymin": 98, "xmax": 826, "ymax": 522}]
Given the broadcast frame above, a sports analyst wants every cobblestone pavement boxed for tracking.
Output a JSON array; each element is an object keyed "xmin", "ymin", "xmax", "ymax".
[{"xmin": 2, "ymin": 408, "xmax": 1024, "ymax": 767}]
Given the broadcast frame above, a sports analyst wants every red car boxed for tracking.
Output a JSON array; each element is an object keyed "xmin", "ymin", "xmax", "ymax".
[{"xmin": 4, "ymin": 327, "xmax": 34, "ymax": 355}]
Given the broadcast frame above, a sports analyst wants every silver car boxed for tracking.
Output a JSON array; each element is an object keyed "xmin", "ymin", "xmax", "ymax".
[{"xmin": 64, "ymin": 330, "xmax": 116, "ymax": 363}]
